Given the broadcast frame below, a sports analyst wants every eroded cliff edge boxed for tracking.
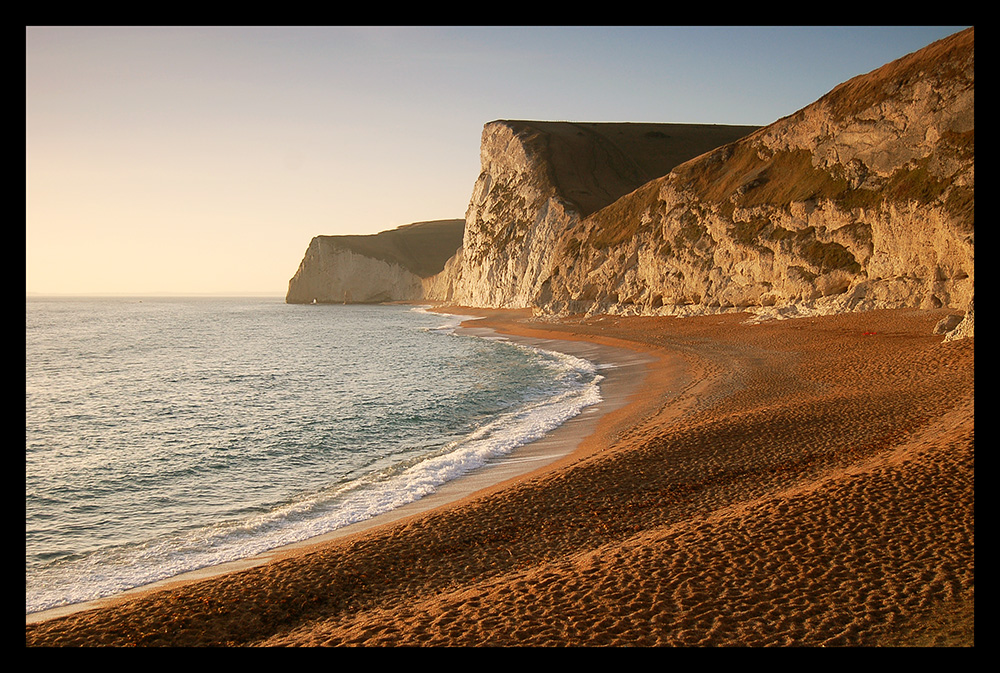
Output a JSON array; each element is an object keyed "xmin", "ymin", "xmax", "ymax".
[
  {"xmin": 287, "ymin": 28, "xmax": 973, "ymax": 338},
  {"xmin": 533, "ymin": 28, "xmax": 973, "ymax": 331},
  {"xmin": 286, "ymin": 219, "xmax": 464, "ymax": 304},
  {"xmin": 449, "ymin": 120, "xmax": 760, "ymax": 308}
]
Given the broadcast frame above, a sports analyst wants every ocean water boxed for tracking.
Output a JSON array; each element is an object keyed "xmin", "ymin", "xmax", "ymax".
[{"xmin": 25, "ymin": 297, "xmax": 603, "ymax": 615}]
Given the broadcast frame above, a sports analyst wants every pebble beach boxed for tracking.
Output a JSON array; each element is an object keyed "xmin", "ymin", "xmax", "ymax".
[{"xmin": 25, "ymin": 307, "xmax": 974, "ymax": 647}]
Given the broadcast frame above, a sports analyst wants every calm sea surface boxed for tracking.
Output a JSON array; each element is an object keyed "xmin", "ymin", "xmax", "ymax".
[{"xmin": 25, "ymin": 297, "xmax": 602, "ymax": 615}]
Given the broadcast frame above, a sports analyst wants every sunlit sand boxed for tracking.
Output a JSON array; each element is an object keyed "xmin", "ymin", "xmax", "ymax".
[{"xmin": 25, "ymin": 308, "xmax": 973, "ymax": 646}]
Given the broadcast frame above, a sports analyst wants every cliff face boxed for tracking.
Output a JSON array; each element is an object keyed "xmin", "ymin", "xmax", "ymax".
[
  {"xmin": 531, "ymin": 28, "xmax": 973, "ymax": 330},
  {"xmin": 287, "ymin": 28, "xmax": 973, "ymax": 338},
  {"xmin": 286, "ymin": 219, "xmax": 464, "ymax": 304},
  {"xmin": 446, "ymin": 121, "xmax": 760, "ymax": 308}
]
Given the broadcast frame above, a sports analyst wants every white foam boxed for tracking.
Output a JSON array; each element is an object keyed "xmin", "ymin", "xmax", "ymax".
[
  {"xmin": 410, "ymin": 305, "xmax": 484, "ymax": 335},
  {"xmin": 26, "ymin": 323, "xmax": 604, "ymax": 616}
]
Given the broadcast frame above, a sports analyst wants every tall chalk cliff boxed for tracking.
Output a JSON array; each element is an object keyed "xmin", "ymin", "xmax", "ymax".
[
  {"xmin": 286, "ymin": 219, "xmax": 464, "ymax": 304},
  {"xmin": 448, "ymin": 121, "xmax": 760, "ymax": 308},
  {"xmin": 287, "ymin": 28, "xmax": 972, "ymax": 337},
  {"xmin": 530, "ymin": 28, "xmax": 973, "ymax": 330}
]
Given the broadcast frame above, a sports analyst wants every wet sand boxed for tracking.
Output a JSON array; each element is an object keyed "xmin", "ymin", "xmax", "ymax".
[
  {"xmin": 24, "ymin": 309, "xmax": 657, "ymax": 626},
  {"xmin": 25, "ymin": 307, "xmax": 974, "ymax": 646}
]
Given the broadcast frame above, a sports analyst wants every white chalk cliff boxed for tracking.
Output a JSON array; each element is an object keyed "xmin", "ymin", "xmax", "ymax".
[
  {"xmin": 286, "ymin": 219, "xmax": 464, "ymax": 304},
  {"xmin": 289, "ymin": 28, "xmax": 973, "ymax": 338}
]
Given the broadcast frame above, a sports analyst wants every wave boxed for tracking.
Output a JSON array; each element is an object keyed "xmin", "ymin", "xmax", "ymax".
[
  {"xmin": 409, "ymin": 305, "xmax": 485, "ymax": 335},
  {"xmin": 26, "ymin": 311, "xmax": 603, "ymax": 615}
]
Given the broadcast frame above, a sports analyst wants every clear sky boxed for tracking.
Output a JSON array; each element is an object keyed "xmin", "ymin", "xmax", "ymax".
[{"xmin": 26, "ymin": 25, "xmax": 969, "ymax": 296}]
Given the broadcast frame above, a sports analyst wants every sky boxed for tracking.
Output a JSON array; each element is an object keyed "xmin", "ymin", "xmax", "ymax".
[{"xmin": 25, "ymin": 25, "xmax": 969, "ymax": 296}]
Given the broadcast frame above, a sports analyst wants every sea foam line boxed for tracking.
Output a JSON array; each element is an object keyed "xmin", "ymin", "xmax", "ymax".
[
  {"xmin": 26, "ymin": 323, "xmax": 604, "ymax": 615},
  {"xmin": 410, "ymin": 305, "xmax": 484, "ymax": 335}
]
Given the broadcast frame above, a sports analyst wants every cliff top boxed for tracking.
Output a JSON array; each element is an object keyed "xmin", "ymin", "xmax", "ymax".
[
  {"xmin": 820, "ymin": 26, "xmax": 973, "ymax": 123},
  {"xmin": 664, "ymin": 26, "xmax": 973, "ymax": 217},
  {"xmin": 492, "ymin": 120, "xmax": 761, "ymax": 217},
  {"xmin": 320, "ymin": 218, "xmax": 465, "ymax": 278}
]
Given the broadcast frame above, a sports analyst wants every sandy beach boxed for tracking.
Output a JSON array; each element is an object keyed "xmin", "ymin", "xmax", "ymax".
[{"xmin": 25, "ymin": 307, "xmax": 974, "ymax": 647}]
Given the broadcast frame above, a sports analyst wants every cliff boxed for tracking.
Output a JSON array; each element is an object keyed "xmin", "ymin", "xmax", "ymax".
[
  {"xmin": 287, "ymin": 28, "xmax": 973, "ymax": 338},
  {"xmin": 530, "ymin": 28, "xmax": 973, "ymax": 334},
  {"xmin": 448, "ymin": 120, "xmax": 761, "ymax": 307},
  {"xmin": 285, "ymin": 219, "xmax": 464, "ymax": 304},
  {"xmin": 287, "ymin": 123, "xmax": 760, "ymax": 307}
]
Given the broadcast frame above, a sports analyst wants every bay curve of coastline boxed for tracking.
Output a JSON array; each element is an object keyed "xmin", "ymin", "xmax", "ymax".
[
  {"xmin": 26, "ymin": 306, "xmax": 974, "ymax": 646},
  {"xmin": 25, "ymin": 307, "xmax": 666, "ymax": 627}
]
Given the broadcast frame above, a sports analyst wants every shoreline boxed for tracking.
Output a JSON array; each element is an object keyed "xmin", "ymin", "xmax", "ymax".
[
  {"xmin": 26, "ymin": 307, "xmax": 974, "ymax": 646},
  {"xmin": 26, "ymin": 307, "xmax": 668, "ymax": 626}
]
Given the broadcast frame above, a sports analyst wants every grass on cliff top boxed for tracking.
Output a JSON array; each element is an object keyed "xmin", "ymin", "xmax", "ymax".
[
  {"xmin": 528, "ymin": 30, "xmax": 974, "ymax": 256},
  {"xmin": 586, "ymin": 180, "xmax": 663, "ymax": 249},
  {"xmin": 677, "ymin": 145, "xmax": 843, "ymax": 210},
  {"xmin": 676, "ymin": 137, "xmax": 971, "ymax": 220},
  {"xmin": 820, "ymin": 27, "xmax": 972, "ymax": 123},
  {"xmin": 669, "ymin": 27, "xmax": 973, "ymax": 215},
  {"xmin": 327, "ymin": 219, "xmax": 465, "ymax": 278},
  {"xmin": 582, "ymin": 130, "xmax": 971, "ymax": 257}
]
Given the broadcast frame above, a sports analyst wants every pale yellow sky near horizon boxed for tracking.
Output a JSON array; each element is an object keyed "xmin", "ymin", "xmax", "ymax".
[{"xmin": 25, "ymin": 26, "xmax": 968, "ymax": 297}]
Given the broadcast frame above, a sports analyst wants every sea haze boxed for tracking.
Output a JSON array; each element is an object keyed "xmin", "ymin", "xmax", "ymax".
[{"xmin": 25, "ymin": 297, "xmax": 602, "ymax": 615}]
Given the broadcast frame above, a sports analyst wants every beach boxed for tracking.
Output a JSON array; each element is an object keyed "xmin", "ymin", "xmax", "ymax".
[{"xmin": 25, "ymin": 307, "xmax": 974, "ymax": 646}]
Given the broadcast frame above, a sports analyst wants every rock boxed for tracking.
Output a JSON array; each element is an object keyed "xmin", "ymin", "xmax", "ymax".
[
  {"xmin": 287, "ymin": 29, "xmax": 974, "ymax": 335},
  {"xmin": 934, "ymin": 314, "xmax": 964, "ymax": 335},
  {"xmin": 531, "ymin": 28, "xmax": 973, "ymax": 321},
  {"xmin": 449, "ymin": 120, "xmax": 759, "ymax": 308},
  {"xmin": 944, "ymin": 297, "xmax": 974, "ymax": 341},
  {"xmin": 285, "ymin": 219, "xmax": 463, "ymax": 304}
]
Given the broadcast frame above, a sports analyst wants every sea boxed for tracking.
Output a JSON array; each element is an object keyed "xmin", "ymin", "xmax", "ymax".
[{"xmin": 25, "ymin": 296, "xmax": 604, "ymax": 616}]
